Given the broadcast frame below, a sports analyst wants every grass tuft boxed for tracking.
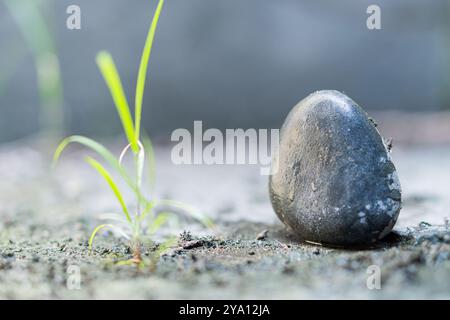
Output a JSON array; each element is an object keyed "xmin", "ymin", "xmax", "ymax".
[{"xmin": 53, "ymin": 0, "xmax": 212, "ymax": 269}]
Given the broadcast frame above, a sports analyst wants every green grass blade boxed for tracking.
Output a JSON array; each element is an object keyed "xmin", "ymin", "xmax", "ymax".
[
  {"xmin": 148, "ymin": 212, "xmax": 174, "ymax": 235},
  {"xmin": 98, "ymin": 213, "xmax": 129, "ymax": 225},
  {"xmin": 136, "ymin": 142, "xmax": 145, "ymax": 190},
  {"xmin": 96, "ymin": 51, "xmax": 138, "ymax": 153},
  {"xmin": 88, "ymin": 224, "xmax": 130, "ymax": 252},
  {"xmin": 137, "ymin": 201, "xmax": 155, "ymax": 222},
  {"xmin": 89, "ymin": 224, "xmax": 114, "ymax": 251},
  {"xmin": 116, "ymin": 259, "xmax": 137, "ymax": 266},
  {"xmin": 157, "ymin": 199, "xmax": 215, "ymax": 228},
  {"xmin": 53, "ymin": 136, "xmax": 154, "ymax": 224},
  {"xmin": 118, "ymin": 141, "xmax": 146, "ymax": 211},
  {"xmin": 142, "ymin": 134, "xmax": 157, "ymax": 194},
  {"xmin": 4, "ymin": 0, "xmax": 64, "ymax": 133},
  {"xmin": 85, "ymin": 156, "xmax": 132, "ymax": 223},
  {"xmin": 53, "ymin": 135, "xmax": 140, "ymax": 195},
  {"xmin": 53, "ymin": 135, "xmax": 117, "ymax": 167},
  {"xmin": 134, "ymin": 0, "xmax": 165, "ymax": 140}
]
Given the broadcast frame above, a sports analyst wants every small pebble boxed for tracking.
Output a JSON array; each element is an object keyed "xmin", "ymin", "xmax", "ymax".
[
  {"xmin": 182, "ymin": 240, "xmax": 204, "ymax": 250},
  {"xmin": 256, "ymin": 230, "xmax": 269, "ymax": 240}
]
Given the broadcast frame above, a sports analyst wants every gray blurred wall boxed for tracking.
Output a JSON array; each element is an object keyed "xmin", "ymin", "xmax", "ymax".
[{"xmin": 1, "ymin": 0, "xmax": 449, "ymax": 142}]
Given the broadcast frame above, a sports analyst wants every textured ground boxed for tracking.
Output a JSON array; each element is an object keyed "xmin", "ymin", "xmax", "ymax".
[{"xmin": 0, "ymin": 135, "xmax": 449, "ymax": 299}]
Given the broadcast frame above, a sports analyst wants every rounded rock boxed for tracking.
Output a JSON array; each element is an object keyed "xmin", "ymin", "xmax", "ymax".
[{"xmin": 269, "ymin": 90, "xmax": 402, "ymax": 246}]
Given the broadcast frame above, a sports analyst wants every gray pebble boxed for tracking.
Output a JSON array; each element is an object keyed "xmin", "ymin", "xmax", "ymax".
[
  {"xmin": 256, "ymin": 229, "xmax": 269, "ymax": 240},
  {"xmin": 269, "ymin": 90, "xmax": 402, "ymax": 246},
  {"xmin": 182, "ymin": 240, "xmax": 204, "ymax": 250}
]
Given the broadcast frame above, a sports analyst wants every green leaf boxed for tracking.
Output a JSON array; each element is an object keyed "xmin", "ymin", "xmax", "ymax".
[
  {"xmin": 148, "ymin": 212, "xmax": 175, "ymax": 235},
  {"xmin": 54, "ymin": 135, "xmax": 116, "ymax": 167},
  {"xmin": 88, "ymin": 224, "xmax": 130, "ymax": 252},
  {"xmin": 118, "ymin": 141, "xmax": 146, "ymax": 211},
  {"xmin": 4, "ymin": 0, "xmax": 64, "ymax": 133},
  {"xmin": 88, "ymin": 224, "xmax": 114, "ymax": 251},
  {"xmin": 142, "ymin": 134, "xmax": 157, "ymax": 194},
  {"xmin": 85, "ymin": 156, "xmax": 132, "ymax": 223},
  {"xmin": 136, "ymin": 142, "xmax": 145, "ymax": 190},
  {"xmin": 115, "ymin": 259, "xmax": 137, "ymax": 266},
  {"xmin": 53, "ymin": 135, "xmax": 140, "ymax": 197},
  {"xmin": 134, "ymin": 0, "xmax": 165, "ymax": 140},
  {"xmin": 157, "ymin": 199, "xmax": 215, "ymax": 228},
  {"xmin": 96, "ymin": 51, "xmax": 138, "ymax": 153},
  {"xmin": 137, "ymin": 201, "xmax": 155, "ymax": 222},
  {"xmin": 98, "ymin": 213, "xmax": 130, "ymax": 225}
]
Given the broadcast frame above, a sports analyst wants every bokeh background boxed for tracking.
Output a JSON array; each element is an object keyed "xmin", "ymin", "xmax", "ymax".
[{"xmin": 1, "ymin": 0, "xmax": 450, "ymax": 143}]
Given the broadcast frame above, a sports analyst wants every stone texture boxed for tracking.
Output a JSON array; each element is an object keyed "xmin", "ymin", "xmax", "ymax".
[{"xmin": 269, "ymin": 90, "xmax": 402, "ymax": 246}]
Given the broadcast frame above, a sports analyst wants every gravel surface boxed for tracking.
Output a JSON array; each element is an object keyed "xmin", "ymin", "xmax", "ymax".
[{"xmin": 0, "ymin": 136, "xmax": 449, "ymax": 299}]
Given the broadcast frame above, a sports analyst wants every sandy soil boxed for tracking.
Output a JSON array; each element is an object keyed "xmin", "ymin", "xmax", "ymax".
[{"xmin": 0, "ymin": 136, "xmax": 449, "ymax": 299}]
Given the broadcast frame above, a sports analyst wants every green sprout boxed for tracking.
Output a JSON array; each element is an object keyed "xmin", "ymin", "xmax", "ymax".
[{"xmin": 53, "ymin": 0, "xmax": 213, "ymax": 267}]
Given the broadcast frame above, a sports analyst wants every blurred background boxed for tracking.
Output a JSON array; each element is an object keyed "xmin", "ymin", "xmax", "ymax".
[{"xmin": 1, "ymin": 0, "xmax": 450, "ymax": 143}]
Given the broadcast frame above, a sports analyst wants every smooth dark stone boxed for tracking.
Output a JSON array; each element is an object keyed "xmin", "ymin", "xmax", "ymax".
[{"xmin": 269, "ymin": 90, "xmax": 402, "ymax": 246}]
